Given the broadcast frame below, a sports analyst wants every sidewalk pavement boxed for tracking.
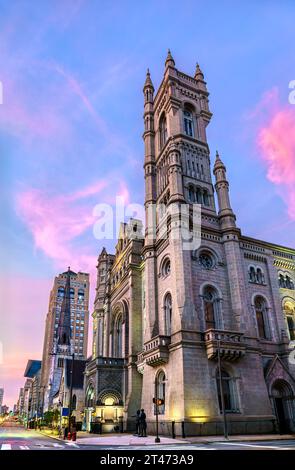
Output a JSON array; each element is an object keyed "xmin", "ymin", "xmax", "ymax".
[
  {"xmin": 75, "ymin": 431, "xmax": 295, "ymax": 446},
  {"xmin": 186, "ymin": 433, "xmax": 295, "ymax": 444},
  {"xmin": 36, "ymin": 428, "xmax": 295, "ymax": 446},
  {"xmin": 76, "ymin": 433, "xmax": 186, "ymax": 446}
]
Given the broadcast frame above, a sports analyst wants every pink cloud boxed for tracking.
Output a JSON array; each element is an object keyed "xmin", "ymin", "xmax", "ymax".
[
  {"xmin": 15, "ymin": 177, "xmax": 131, "ymax": 274},
  {"xmin": 255, "ymin": 90, "xmax": 295, "ymax": 221},
  {"xmin": 15, "ymin": 182, "xmax": 104, "ymax": 273}
]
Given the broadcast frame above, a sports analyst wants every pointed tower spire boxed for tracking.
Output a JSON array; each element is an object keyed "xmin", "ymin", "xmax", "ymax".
[
  {"xmin": 194, "ymin": 62, "xmax": 204, "ymax": 80},
  {"xmin": 57, "ymin": 267, "xmax": 72, "ymax": 347},
  {"xmin": 144, "ymin": 68, "xmax": 154, "ymax": 90},
  {"xmin": 143, "ymin": 68, "xmax": 154, "ymax": 105},
  {"xmin": 213, "ymin": 150, "xmax": 226, "ymax": 173},
  {"xmin": 165, "ymin": 49, "xmax": 175, "ymax": 68},
  {"xmin": 213, "ymin": 151, "xmax": 236, "ymax": 229}
]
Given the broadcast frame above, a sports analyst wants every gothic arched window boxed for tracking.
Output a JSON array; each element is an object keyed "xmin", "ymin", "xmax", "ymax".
[
  {"xmin": 85, "ymin": 385, "xmax": 94, "ymax": 408},
  {"xmin": 286, "ymin": 276, "xmax": 294, "ymax": 290},
  {"xmin": 216, "ymin": 369, "xmax": 238, "ymax": 413},
  {"xmin": 159, "ymin": 114, "xmax": 167, "ymax": 149},
  {"xmin": 195, "ymin": 188, "xmax": 202, "ymax": 204},
  {"xmin": 256, "ymin": 268, "xmax": 264, "ymax": 284},
  {"xmin": 164, "ymin": 293, "xmax": 172, "ymax": 336},
  {"xmin": 249, "ymin": 266, "xmax": 256, "ymax": 283},
  {"xmin": 113, "ymin": 314, "xmax": 123, "ymax": 357},
  {"xmin": 279, "ymin": 274, "xmax": 286, "ymax": 288},
  {"xmin": 72, "ymin": 394, "xmax": 77, "ymax": 410},
  {"xmin": 254, "ymin": 296, "xmax": 269, "ymax": 339},
  {"xmin": 203, "ymin": 190, "xmax": 210, "ymax": 206},
  {"xmin": 155, "ymin": 370, "xmax": 166, "ymax": 415},
  {"xmin": 188, "ymin": 185, "xmax": 195, "ymax": 202},
  {"xmin": 203, "ymin": 286, "xmax": 221, "ymax": 330},
  {"xmin": 284, "ymin": 302, "xmax": 295, "ymax": 341},
  {"xmin": 183, "ymin": 109, "xmax": 194, "ymax": 137}
]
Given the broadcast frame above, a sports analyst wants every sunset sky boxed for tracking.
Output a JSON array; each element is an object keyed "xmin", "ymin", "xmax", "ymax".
[{"xmin": 0, "ymin": 0, "xmax": 295, "ymax": 408}]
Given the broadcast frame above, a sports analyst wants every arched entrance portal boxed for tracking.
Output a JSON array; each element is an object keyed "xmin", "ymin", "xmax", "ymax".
[{"xmin": 271, "ymin": 380, "xmax": 294, "ymax": 434}]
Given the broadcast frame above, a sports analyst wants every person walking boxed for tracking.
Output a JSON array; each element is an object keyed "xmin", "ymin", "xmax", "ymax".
[{"xmin": 139, "ymin": 409, "xmax": 147, "ymax": 437}]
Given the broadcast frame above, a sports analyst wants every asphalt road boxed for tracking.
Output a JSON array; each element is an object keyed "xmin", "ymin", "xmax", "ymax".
[
  {"xmin": 0, "ymin": 423, "xmax": 79, "ymax": 451},
  {"xmin": 1, "ymin": 422, "xmax": 295, "ymax": 450}
]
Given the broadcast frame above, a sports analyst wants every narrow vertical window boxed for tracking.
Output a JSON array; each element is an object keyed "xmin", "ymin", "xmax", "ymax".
[
  {"xmin": 164, "ymin": 293, "xmax": 172, "ymax": 336},
  {"xmin": 284, "ymin": 302, "xmax": 295, "ymax": 340},
  {"xmin": 159, "ymin": 114, "xmax": 167, "ymax": 149},
  {"xmin": 184, "ymin": 109, "xmax": 194, "ymax": 137},
  {"xmin": 203, "ymin": 286, "xmax": 220, "ymax": 329},
  {"xmin": 254, "ymin": 297, "xmax": 268, "ymax": 339}
]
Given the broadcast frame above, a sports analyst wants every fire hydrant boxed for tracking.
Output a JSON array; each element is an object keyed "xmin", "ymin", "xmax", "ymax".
[
  {"xmin": 72, "ymin": 431, "xmax": 77, "ymax": 441},
  {"xmin": 67, "ymin": 432, "xmax": 72, "ymax": 440}
]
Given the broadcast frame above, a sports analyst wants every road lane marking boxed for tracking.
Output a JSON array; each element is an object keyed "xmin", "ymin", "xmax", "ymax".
[
  {"xmin": 216, "ymin": 442, "xmax": 293, "ymax": 450},
  {"xmin": 53, "ymin": 443, "xmax": 64, "ymax": 448},
  {"xmin": 20, "ymin": 446, "xmax": 30, "ymax": 450},
  {"xmin": 1, "ymin": 444, "xmax": 12, "ymax": 450},
  {"xmin": 65, "ymin": 442, "xmax": 79, "ymax": 447}
]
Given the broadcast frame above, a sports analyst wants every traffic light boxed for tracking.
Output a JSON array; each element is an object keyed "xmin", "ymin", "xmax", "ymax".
[{"xmin": 153, "ymin": 398, "xmax": 165, "ymax": 406}]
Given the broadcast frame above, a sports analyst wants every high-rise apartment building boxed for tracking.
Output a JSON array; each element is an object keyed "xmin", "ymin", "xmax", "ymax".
[{"xmin": 40, "ymin": 268, "xmax": 89, "ymax": 409}]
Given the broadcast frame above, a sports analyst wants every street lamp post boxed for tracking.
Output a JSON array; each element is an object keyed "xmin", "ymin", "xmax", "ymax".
[
  {"xmin": 154, "ymin": 376, "xmax": 160, "ymax": 443},
  {"xmin": 217, "ymin": 338, "xmax": 228, "ymax": 439}
]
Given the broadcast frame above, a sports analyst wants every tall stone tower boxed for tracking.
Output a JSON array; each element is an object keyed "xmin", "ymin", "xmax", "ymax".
[
  {"xmin": 141, "ymin": 51, "xmax": 220, "ymax": 424},
  {"xmin": 139, "ymin": 51, "xmax": 278, "ymax": 435}
]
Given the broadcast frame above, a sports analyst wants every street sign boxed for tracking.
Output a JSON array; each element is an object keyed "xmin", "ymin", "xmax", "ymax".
[{"xmin": 62, "ymin": 407, "xmax": 69, "ymax": 416}]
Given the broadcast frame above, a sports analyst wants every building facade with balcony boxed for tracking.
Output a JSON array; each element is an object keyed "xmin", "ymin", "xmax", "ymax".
[{"xmin": 85, "ymin": 52, "xmax": 295, "ymax": 436}]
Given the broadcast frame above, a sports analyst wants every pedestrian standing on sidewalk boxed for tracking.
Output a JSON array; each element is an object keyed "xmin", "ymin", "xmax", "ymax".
[
  {"xmin": 133, "ymin": 410, "xmax": 140, "ymax": 435},
  {"xmin": 139, "ymin": 409, "xmax": 147, "ymax": 437}
]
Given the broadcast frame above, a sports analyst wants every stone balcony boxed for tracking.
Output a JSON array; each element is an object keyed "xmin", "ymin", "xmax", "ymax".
[
  {"xmin": 204, "ymin": 329, "xmax": 245, "ymax": 361},
  {"xmin": 138, "ymin": 335, "xmax": 171, "ymax": 368}
]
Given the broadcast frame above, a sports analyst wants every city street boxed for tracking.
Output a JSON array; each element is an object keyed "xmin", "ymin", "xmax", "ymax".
[
  {"xmin": 0, "ymin": 421, "xmax": 79, "ymax": 451},
  {"xmin": 1, "ymin": 420, "xmax": 295, "ymax": 450}
]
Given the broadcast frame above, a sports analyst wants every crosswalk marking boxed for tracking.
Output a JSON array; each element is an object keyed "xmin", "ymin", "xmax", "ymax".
[
  {"xmin": 65, "ymin": 442, "xmax": 79, "ymax": 447},
  {"xmin": 20, "ymin": 445, "xmax": 30, "ymax": 450},
  {"xmin": 216, "ymin": 442, "xmax": 293, "ymax": 450},
  {"xmin": 1, "ymin": 444, "xmax": 12, "ymax": 450}
]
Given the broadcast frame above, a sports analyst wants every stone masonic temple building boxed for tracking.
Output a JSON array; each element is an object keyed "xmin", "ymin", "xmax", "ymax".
[{"xmin": 84, "ymin": 52, "xmax": 295, "ymax": 436}]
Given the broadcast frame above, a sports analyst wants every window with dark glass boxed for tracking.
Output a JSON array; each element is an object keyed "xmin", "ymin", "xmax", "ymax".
[
  {"xmin": 184, "ymin": 109, "xmax": 194, "ymax": 137},
  {"xmin": 164, "ymin": 293, "xmax": 172, "ymax": 336},
  {"xmin": 159, "ymin": 114, "xmax": 167, "ymax": 149},
  {"xmin": 254, "ymin": 297, "xmax": 268, "ymax": 339},
  {"xmin": 287, "ymin": 316, "xmax": 295, "ymax": 340},
  {"xmin": 203, "ymin": 287, "xmax": 217, "ymax": 329},
  {"xmin": 216, "ymin": 369, "xmax": 238, "ymax": 413}
]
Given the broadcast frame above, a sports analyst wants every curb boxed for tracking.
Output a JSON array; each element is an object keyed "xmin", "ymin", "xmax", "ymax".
[
  {"xmin": 186, "ymin": 435, "xmax": 295, "ymax": 444},
  {"xmin": 36, "ymin": 430, "xmax": 65, "ymax": 442}
]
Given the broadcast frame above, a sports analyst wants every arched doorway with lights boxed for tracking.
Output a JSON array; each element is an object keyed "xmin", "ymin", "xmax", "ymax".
[
  {"xmin": 271, "ymin": 379, "xmax": 295, "ymax": 434},
  {"xmin": 96, "ymin": 390, "xmax": 124, "ymax": 433}
]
